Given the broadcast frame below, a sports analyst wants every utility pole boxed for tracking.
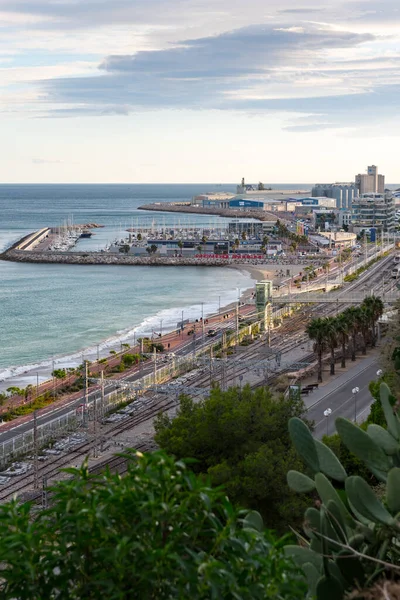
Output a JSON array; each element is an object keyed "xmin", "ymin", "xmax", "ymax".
[
  {"xmin": 235, "ymin": 300, "xmax": 239, "ymax": 351},
  {"xmin": 84, "ymin": 360, "xmax": 89, "ymax": 427},
  {"xmin": 364, "ymin": 232, "xmax": 367, "ymax": 266},
  {"xmin": 33, "ymin": 410, "xmax": 39, "ymax": 490},
  {"xmin": 52, "ymin": 359, "xmax": 56, "ymax": 400},
  {"xmin": 192, "ymin": 325, "xmax": 197, "ymax": 359},
  {"xmin": 140, "ymin": 338, "xmax": 144, "ymax": 373},
  {"xmin": 100, "ymin": 370, "xmax": 105, "ymax": 421},
  {"xmin": 209, "ymin": 346, "xmax": 213, "ymax": 387},
  {"xmin": 42, "ymin": 476, "xmax": 48, "ymax": 509},
  {"xmin": 93, "ymin": 392, "xmax": 98, "ymax": 458},
  {"xmin": 153, "ymin": 347, "xmax": 157, "ymax": 386}
]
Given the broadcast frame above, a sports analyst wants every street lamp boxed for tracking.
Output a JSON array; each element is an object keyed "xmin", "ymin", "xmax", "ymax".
[
  {"xmin": 352, "ymin": 387, "xmax": 360, "ymax": 423},
  {"xmin": 324, "ymin": 408, "xmax": 332, "ymax": 436}
]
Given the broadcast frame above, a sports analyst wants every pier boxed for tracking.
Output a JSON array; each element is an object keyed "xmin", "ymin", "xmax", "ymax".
[{"xmin": 138, "ymin": 201, "xmax": 279, "ymax": 222}]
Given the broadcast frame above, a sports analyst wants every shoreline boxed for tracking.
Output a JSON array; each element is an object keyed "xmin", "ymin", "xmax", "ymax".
[{"xmin": 0, "ymin": 271, "xmax": 258, "ymax": 393}]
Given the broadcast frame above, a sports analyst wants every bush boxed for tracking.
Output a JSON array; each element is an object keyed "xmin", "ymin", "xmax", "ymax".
[
  {"xmin": 0, "ymin": 451, "xmax": 307, "ymax": 599},
  {"xmin": 155, "ymin": 386, "xmax": 311, "ymax": 532}
]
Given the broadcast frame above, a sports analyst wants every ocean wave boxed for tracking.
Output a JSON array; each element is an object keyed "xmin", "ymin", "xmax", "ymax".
[{"xmin": 0, "ymin": 284, "xmax": 251, "ymax": 390}]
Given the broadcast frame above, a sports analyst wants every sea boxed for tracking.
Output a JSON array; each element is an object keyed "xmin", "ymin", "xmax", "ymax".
[{"xmin": 0, "ymin": 183, "xmax": 310, "ymax": 390}]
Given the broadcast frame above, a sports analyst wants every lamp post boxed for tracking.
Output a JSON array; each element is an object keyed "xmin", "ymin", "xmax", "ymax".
[
  {"xmin": 352, "ymin": 387, "xmax": 360, "ymax": 423},
  {"xmin": 324, "ymin": 408, "xmax": 332, "ymax": 436}
]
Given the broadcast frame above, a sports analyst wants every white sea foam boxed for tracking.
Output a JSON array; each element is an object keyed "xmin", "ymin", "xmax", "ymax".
[{"xmin": 0, "ymin": 285, "xmax": 250, "ymax": 392}]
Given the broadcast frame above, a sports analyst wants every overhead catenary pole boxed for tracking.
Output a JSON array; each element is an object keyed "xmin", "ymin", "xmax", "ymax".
[
  {"xmin": 209, "ymin": 345, "xmax": 213, "ymax": 387},
  {"xmin": 42, "ymin": 476, "xmax": 48, "ymax": 509},
  {"xmin": 84, "ymin": 360, "xmax": 89, "ymax": 427},
  {"xmin": 235, "ymin": 298, "xmax": 239, "ymax": 351},
  {"xmin": 100, "ymin": 370, "xmax": 105, "ymax": 421},
  {"xmin": 33, "ymin": 409, "xmax": 39, "ymax": 490},
  {"xmin": 93, "ymin": 391, "xmax": 98, "ymax": 458},
  {"xmin": 153, "ymin": 347, "xmax": 157, "ymax": 386}
]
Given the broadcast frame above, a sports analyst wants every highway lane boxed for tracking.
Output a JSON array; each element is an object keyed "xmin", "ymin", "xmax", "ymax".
[{"xmin": 308, "ymin": 359, "xmax": 380, "ymax": 438}]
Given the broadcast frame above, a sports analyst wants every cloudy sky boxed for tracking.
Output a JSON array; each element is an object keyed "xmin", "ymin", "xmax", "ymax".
[{"xmin": 1, "ymin": 0, "xmax": 399, "ymax": 183}]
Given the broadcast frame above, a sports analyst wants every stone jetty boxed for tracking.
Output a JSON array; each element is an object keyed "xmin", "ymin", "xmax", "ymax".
[
  {"xmin": 138, "ymin": 202, "xmax": 277, "ymax": 222},
  {"xmin": 0, "ymin": 235, "xmax": 237, "ymax": 267}
]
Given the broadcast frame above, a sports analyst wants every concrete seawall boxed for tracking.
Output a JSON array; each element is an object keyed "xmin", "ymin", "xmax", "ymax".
[
  {"xmin": 16, "ymin": 228, "xmax": 51, "ymax": 251},
  {"xmin": 138, "ymin": 202, "xmax": 281, "ymax": 223}
]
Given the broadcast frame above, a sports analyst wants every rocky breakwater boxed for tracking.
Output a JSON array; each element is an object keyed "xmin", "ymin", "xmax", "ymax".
[
  {"xmin": 138, "ymin": 202, "xmax": 279, "ymax": 222},
  {"xmin": 0, "ymin": 247, "xmax": 235, "ymax": 267}
]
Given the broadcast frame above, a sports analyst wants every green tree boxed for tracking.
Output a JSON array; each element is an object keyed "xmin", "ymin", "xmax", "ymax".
[
  {"xmin": 306, "ymin": 318, "xmax": 328, "ymax": 382},
  {"xmin": 362, "ymin": 295, "xmax": 384, "ymax": 347},
  {"xmin": 336, "ymin": 312, "xmax": 349, "ymax": 369},
  {"xmin": 136, "ymin": 232, "xmax": 142, "ymax": 241},
  {"xmin": 355, "ymin": 305, "xmax": 370, "ymax": 355},
  {"xmin": 155, "ymin": 385, "xmax": 311, "ymax": 531},
  {"xmin": 52, "ymin": 368, "xmax": 67, "ymax": 379},
  {"xmin": 344, "ymin": 306, "xmax": 360, "ymax": 361},
  {"xmin": 0, "ymin": 450, "xmax": 306, "ymax": 599},
  {"xmin": 324, "ymin": 317, "xmax": 338, "ymax": 376}
]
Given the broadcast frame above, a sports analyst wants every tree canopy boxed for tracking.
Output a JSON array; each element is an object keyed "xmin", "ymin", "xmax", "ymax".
[
  {"xmin": 0, "ymin": 450, "xmax": 306, "ymax": 600},
  {"xmin": 154, "ymin": 385, "xmax": 311, "ymax": 531}
]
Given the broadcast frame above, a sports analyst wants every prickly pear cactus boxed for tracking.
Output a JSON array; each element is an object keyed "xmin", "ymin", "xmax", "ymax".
[{"xmin": 285, "ymin": 383, "xmax": 400, "ymax": 600}]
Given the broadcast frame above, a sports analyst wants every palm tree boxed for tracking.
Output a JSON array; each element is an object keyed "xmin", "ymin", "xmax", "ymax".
[
  {"xmin": 362, "ymin": 296, "xmax": 384, "ymax": 346},
  {"xmin": 348, "ymin": 306, "xmax": 369, "ymax": 356},
  {"xmin": 357, "ymin": 306, "xmax": 371, "ymax": 355},
  {"xmin": 325, "ymin": 317, "xmax": 338, "ymax": 375},
  {"xmin": 306, "ymin": 318, "xmax": 328, "ymax": 382},
  {"xmin": 344, "ymin": 307, "xmax": 359, "ymax": 361},
  {"xmin": 336, "ymin": 313, "xmax": 349, "ymax": 369}
]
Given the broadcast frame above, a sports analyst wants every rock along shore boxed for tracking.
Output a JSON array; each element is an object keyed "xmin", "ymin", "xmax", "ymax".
[
  {"xmin": 137, "ymin": 202, "xmax": 278, "ymax": 222},
  {"xmin": 0, "ymin": 247, "xmax": 244, "ymax": 267}
]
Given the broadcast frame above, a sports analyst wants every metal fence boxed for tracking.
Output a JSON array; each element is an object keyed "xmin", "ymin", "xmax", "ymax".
[
  {"xmin": 0, "ymin": 318, "xmax": 266, "ymax": 467},
  {"xmin": 0, "ymin": 409, "xmax": 81, "ymax": 468}
]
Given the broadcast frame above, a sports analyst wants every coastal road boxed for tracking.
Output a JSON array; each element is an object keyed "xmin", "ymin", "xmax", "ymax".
[{"xmin": 307, "ymin": 356, "xmax": 380, "ymax": 438}]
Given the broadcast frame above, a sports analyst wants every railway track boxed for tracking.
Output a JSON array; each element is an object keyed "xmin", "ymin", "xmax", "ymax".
[{"xmin": 0, "ymin": 253, "xmax": 395, "ymax": 503}]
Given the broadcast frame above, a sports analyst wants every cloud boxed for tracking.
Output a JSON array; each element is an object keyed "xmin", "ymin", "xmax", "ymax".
[
  {"xmin": 1, "ymin": 0, "xmax": 400, "ymax": 135},
  {"xmin": 35, "ymin": 23, "xmax": 374, "ymax": 118}
]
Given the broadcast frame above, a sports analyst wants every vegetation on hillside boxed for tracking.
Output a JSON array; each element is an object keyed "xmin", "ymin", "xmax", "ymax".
[
  {"xmin": 0, "ymin": 450, "xmax": 306, "ymax": 599},
  {"xmin": 155, "ymin": 385, "xmax": 311, "ymax": 531},
  {"xmin": 286, "ymin": 383, "xmax": 400, "ymax": 600}
]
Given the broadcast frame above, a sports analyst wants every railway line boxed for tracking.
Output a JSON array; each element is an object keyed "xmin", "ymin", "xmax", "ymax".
[{"xmin": 0, "ymin": 252, "xmax": 396, "ymax": 504}]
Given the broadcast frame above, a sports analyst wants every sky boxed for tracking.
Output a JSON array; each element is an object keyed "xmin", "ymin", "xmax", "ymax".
[{"xmin": 1, "ymin": 0, "xmax": 400, "ymax": 183}]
